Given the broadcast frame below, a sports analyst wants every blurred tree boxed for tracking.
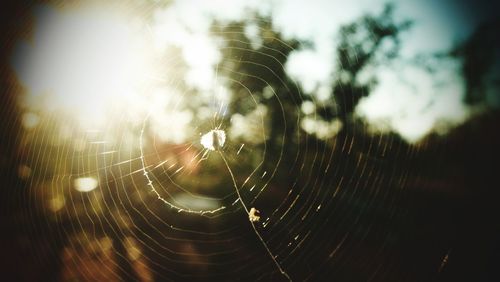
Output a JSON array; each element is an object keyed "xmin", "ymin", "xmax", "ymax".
[
  {"xmin": 211, "ymin": 4, "xmax": 412, "ymax": 177},
  {"xmin": 322, "ymin": 4, "xmax": 412, "ymax": 125},
  {"xmin": 215, "ymin": 5, "xmax": 412, "ymax": 141},
  {"xmin": 213, "ymin": 17, "xmax": 304, "ymax": 171},
  {"xmin": 451, "ymin": 19, "xmax": 500, "ymax": 106}
]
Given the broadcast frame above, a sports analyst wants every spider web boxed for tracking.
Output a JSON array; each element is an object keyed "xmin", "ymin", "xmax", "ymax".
[{"xmin": 9, "ymin": 2, "xmax": 459, "ymax": 282}]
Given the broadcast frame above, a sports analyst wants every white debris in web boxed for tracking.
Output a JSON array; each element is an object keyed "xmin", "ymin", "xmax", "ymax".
[
  {"xmin": 201, "ymin": 129, "xmax": 226, "ymax": 151},
  {"xmin": 249, "ymin": 207, "xmax": 261, "ymax": 222}
]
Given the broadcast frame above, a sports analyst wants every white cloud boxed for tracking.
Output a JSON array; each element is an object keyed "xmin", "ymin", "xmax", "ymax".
[
  {"xmin": 356, "ymin": 62, "xmax": 468, "ymax": 142},
  {"xmin": 286, "ymin": 49, "xmax": 332, "ymax": 93}
]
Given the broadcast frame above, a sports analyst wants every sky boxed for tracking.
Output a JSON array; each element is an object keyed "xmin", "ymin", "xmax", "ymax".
[{"xmin": 11, "ymin": 0, "xmax": 491, "ymax": 143}]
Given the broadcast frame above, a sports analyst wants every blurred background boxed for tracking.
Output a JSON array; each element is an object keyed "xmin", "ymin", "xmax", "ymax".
[{"xmin": 1, "ymin": 0, "xmax": 499, "ymax": 281}]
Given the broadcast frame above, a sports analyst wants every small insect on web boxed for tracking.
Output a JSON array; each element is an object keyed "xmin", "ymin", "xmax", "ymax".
[
  {"xmin": 248, "ymin": 207, "xmax": 261, "ymax": 222},
  {"xmin": 201, "ymin": 129, "xmax": 292, "ymax": 281}
]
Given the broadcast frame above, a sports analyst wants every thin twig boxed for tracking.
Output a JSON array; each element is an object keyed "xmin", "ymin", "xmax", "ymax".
[{"xmin": 219, "ymin": 152, "xmax": 291, "ymax": 281}]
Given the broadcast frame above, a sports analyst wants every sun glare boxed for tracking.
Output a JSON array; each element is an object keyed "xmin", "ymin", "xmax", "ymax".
[{"xmin": 13, "ymin": 5, "xmax": 155, "ymax": 128}]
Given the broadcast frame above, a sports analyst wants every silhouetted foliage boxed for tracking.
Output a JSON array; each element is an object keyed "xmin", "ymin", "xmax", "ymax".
[
  {"xmin": 213, "ymin": 17, "xmax": 305, "ymax": 168},
  {"xmin": 326, "ymin": 4, "xmax": 412, "ymax": 123},
  {"xmin": 451, "ymin": 19, "xmax": 500, "ymax": 105}
]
